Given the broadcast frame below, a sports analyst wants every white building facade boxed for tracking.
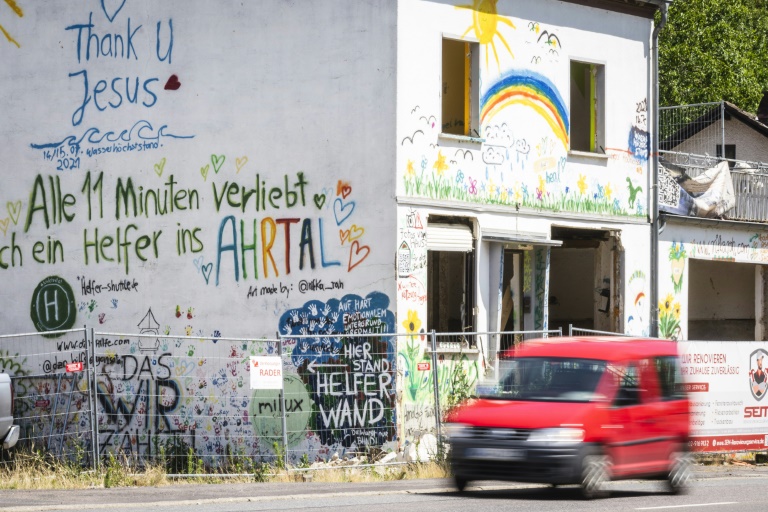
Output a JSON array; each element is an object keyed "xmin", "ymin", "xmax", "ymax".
[{"xmin": 0, "ymin": 0, "xmax": 662, "ymax": 461}]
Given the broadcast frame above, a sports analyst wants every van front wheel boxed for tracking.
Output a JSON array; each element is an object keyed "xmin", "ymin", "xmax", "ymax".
[{"xmin": 580, "ymin": 453, "xmax": 610, "ymax": 499}]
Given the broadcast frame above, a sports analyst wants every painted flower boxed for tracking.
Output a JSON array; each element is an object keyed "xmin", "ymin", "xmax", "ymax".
[
  {"xmin": 538, "ymin": 175, "xmax": 546, "ymax": 194},
  {"xmin": 402, "ymin": 310, "xmax": 422, "ymax": 334},
  {"xmin": 673, "ymin": 302, "xmax": 681, "ymax": 319},
  {"xmin": 406, "ymin": 159, "xmax": 415, "ymax": 177},
  {"xmin": 660, "ymin": 294, "xmax": 674, "ymax": 316},
  {"xmin": 514, "ymin": 185, "xmax": 522, "ymax": 202},
  {"xmin": 577, "ymin": 174, "xmax": 588, "ymax": 194},
  {"xmin": 433, "ymin": 151, "xmax": 449, "ymax": 176},
  {"xmin": 605, "ymin": 183, "xmax": 613, "ymax": 200}
]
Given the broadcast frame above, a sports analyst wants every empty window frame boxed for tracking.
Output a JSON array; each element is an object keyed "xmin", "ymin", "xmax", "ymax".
[
  {"xmin": 570, "ymin": 61, "xmax": 605, "ymax": 153},
  {"xmin": 442, "ymin": 38, "xmax": 479, "ymax": 137},
  {"xmin": 716, "ymin": 144, "xmax": 736, "ymax": 168}
]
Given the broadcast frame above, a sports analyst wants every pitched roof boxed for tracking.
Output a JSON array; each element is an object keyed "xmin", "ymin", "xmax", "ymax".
[{"xmin": 660, "ymin": 101, "xmax": 768, "ymax": 152}]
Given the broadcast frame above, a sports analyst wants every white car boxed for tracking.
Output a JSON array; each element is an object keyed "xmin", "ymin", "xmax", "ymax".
[{"xmin": 0, "ymin": 373, "xmax": 19, "ymax": 449}]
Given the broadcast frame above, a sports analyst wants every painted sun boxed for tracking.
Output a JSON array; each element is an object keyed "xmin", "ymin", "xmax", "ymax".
[
  {"xmin": 0, "ymin": 0, "xmax": 24, "ymax": 48},
  {"xmin": 459, "ymin": 0, "xmax": 516, "ymax": 70}
]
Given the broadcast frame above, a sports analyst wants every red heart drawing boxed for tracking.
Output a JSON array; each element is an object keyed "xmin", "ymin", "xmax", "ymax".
[
  {"xmin": 337, "ymin": 180, "xmax": 352, "ymax": 198},
  {"xmin": 164, "ymin": 74, "xmax": 181, "ymax": 90},
  {"xmin": 348, "ymin": 241, "xmax": 370, "ymax": 271}
]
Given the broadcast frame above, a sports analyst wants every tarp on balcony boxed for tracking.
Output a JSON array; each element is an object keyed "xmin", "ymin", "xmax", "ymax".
[{"xmin": 659, "ymin": 160, "xmax": 735, "ymax": 218}]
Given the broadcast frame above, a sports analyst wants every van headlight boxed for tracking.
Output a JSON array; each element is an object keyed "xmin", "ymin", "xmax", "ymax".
[
  {"xmin": 444, "ymin": 423, "xmax": 471, "ymax": 440},
  {"xmin": 527, "ymin": 428, "xmax": 584, "ymax": 445}
]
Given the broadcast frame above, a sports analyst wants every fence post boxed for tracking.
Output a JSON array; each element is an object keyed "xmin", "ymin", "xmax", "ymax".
[
  {"xmin": 277, "ymin": 337, "xmax": 289, "ymax": 463},
  {"xmin": 88, "ymin": 326, "xmax": 99, "ymax": 471},
  {"xmin": 568, "ymin": 324, "xmax": 573, "ymax": 336},
  {"xmin": 430, "ymin": 330, "xmax": 442, "ymax": 444}
]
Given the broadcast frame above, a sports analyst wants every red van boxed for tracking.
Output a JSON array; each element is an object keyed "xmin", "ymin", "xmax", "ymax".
[{"xmin": 446, "ymin": 337, "xmax": 691, "ymax": 498}]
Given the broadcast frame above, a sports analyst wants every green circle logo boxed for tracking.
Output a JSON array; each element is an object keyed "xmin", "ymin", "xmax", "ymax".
[
  {"xmin": 30, "ymin": 276, "xmax": 77, "ymax": 337},
  {"xmin": 250, "ymin": 374, "xmax": 312, "ymax": 449}
]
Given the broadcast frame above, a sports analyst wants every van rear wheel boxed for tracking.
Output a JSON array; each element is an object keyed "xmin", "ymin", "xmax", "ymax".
[
  {"xmin": 667, "ymin": 448, "xmax": 692, "ymax": 494},
  {"xmin": 580, "ymin": 453, "xmax": 610, "ymax": 499},
  {"xmin": 454, "ymin": 475, "xmax": 468, "ymax": 492}
]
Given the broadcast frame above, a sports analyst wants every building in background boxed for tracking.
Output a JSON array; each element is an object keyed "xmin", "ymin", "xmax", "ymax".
[{"xmin": 659, "ymin": 100, "xmax": 768, "ymax": 340}]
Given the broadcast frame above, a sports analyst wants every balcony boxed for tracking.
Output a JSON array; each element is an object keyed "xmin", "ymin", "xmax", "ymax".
[{"xmin": 659, "ymin": 101, "xmax": 768, "ymax": 224}]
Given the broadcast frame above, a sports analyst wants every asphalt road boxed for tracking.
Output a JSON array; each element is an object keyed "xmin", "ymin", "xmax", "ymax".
[{"xmin": 0, "ymin": 464, "xmax": 764, "ymax": 512}]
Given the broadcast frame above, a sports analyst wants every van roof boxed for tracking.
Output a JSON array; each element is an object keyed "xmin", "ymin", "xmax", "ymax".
[{"xmin": 508, "ymin": 336, "xmax": 679, "ymax": 362}]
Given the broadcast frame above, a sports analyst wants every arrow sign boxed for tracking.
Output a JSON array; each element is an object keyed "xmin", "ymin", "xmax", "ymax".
[{"xmin": 307, "ymin": 360, "xmax": 348, "ymax": 374}]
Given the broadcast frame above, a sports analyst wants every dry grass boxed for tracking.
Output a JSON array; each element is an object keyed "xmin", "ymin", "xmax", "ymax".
[{"xmin": 0, "ymin": 449, "xmax": 450, "ymax": 490}]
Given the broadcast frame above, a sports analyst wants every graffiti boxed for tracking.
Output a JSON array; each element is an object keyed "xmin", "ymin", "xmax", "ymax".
[
  {"xmin": 281, "ymin": 292, "xmax": 396, "ymax": 448},
  {"xmin": 249, "ymin": 374, "xmax": 312, "ymax": 448},
  {"xmin": 30, "ymin": 276, "xmax": 77, "ymax": 337},
  {"xmin": 668, "ymin": 242, "xmax": 687, "ymax": 293},
  {"xmin": 627, "ymin": 270, "xmax": 648, "ymax": 336},
  {"xmin": 636, "ymin": 98, "xmax": 648, "ymax": 129},
  {"xmin": 628, "ymin": 126, "xmax": 649, "ymax": 162},
  {"xmin": 78, "ymin": 275, "xmax": 139, "ymax": 295}
]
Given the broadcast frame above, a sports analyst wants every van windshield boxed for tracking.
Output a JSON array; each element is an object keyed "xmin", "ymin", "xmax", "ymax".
[{"xmin": 479, "ymin": 357, "xmax": 607, "ymax": 402}]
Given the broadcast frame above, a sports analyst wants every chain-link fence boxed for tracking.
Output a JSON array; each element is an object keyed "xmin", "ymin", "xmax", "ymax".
[
  {"xmin": 3, "ymin": 327, "xmax": 682, "ymax": 472},
  {"xmin": 0, "ymin": 328, "xmax": 95, "ymax": 468},
  {"xmin": 91, "ymin": 330, "xmax": 280, "ymax": 474}
]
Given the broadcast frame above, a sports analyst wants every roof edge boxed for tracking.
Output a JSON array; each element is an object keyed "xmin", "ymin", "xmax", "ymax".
[{"xmin": 558, "ymin": 0, "xmax": 667, "ymax": 19}]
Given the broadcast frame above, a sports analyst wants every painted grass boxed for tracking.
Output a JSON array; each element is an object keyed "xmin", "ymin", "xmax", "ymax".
[{"xmin": 404, "ymin": 174, "xmax": 644, "ymax": 218}]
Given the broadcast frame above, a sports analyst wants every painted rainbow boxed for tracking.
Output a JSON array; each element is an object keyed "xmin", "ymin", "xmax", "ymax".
[{"xmin": 481, "ymin": 71, "xmax": 570, "ymax": 148}]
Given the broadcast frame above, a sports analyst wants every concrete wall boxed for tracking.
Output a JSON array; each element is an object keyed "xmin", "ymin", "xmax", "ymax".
[
  {"xmin": 688, "ymin": 258, "xmax": 755, "ymax": 341},
  {"xmin": 0, "ymin": 0, "xmax": 398, "ymax": 461}
]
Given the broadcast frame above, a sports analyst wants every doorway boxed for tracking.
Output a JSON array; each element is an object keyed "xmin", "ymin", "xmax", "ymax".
[{"xmin": 548, "ymin": 227, "xmax": 621, "ymax": 333}]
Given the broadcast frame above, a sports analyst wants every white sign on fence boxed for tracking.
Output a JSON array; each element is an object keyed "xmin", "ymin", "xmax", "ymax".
[
  {"xmin": 679, "ymin": 341, "xmax": 768, "ymax": 452},
  {"xmin": 249, "ymin": 357, "xmax": 284, "ymax": 390}
]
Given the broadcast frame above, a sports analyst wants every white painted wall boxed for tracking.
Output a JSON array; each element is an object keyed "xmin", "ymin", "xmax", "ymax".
[
  {"xmin": 0, "ymin": 0, "xmax": 399, "ymax": 461},
  {"xmin": 659, "ymin": 221, "xmax": 768, "ymax": 340}
]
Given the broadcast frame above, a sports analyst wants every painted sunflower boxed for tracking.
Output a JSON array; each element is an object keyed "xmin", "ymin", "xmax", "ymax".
[{"xmin": 402, "ymin": 309, "xmax": 422, "ymax": 334}]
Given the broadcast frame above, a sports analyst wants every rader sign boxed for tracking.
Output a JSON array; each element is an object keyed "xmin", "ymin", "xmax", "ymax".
[
  {"xmin": 65, "ymin": 361, "xmax": 84, "ymax": 373},
  {"xmin": 249, "ymin": 357, "xmax": 284, "ymax": 390}
]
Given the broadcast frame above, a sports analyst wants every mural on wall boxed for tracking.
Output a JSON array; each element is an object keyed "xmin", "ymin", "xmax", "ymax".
[
  {"xmin": 626, "ymin": 270, "xmax": 648, "ymax": 337},
  {"xmin": 656, "ymin": 242, "xmax": 686, "ymax": 340},
  {"xmin": 458, "ymin": 0, "xmax": 516, "ymax": 70},
  {"xmin": 0, "ymin": 1, "xmax": 394, "ymax": 463},
  {"xmin": 658, "ymin": 229, "xmax": 768, "ymax": 341},
  {"xmin": 400, "ymin": 8, "xmax": 648, "ymax": 218}
]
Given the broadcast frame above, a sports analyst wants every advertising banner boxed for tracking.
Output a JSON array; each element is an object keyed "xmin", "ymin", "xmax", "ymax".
[{"xmin": 679, "ymin": 341, "xmax": 768, "ymax": 452}]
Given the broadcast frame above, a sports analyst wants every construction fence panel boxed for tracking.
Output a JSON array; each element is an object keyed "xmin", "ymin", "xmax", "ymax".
[
  {"xmin": 92, "ymin": 330, "xmax": 280, "ymax": 473},
  {"xmin": 281, "ymin": 333, "xmax": 400, "ymax": 464},
  {"xmin": 568, "ymin": 325, "xmax": 632, "ymax": 337},
  {"xmin": 0, "ymin": 328, "xmax": 95, "ymax": 469}
]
